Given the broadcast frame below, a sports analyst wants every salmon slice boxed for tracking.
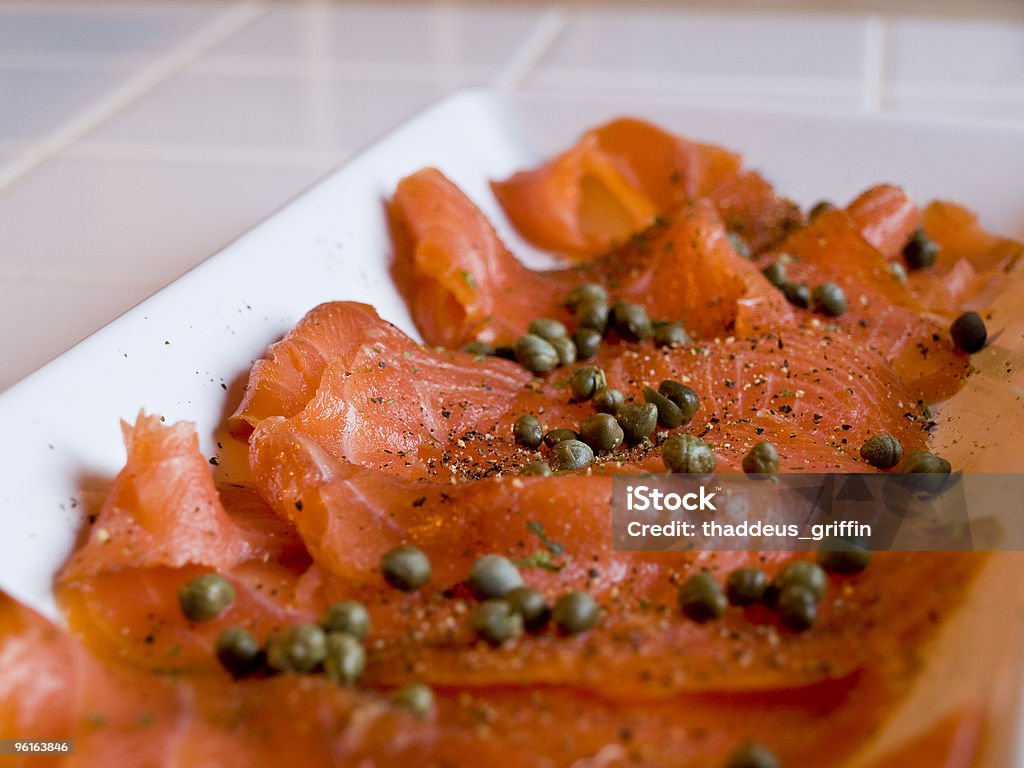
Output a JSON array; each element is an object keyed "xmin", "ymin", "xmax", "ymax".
[
  {"xmin": 491, "ymin": 117, "xmax": 804, "ymax": 259},
  {"xmin": 846, "ymin": 184, "xmax": 922, "ymax": 260}
]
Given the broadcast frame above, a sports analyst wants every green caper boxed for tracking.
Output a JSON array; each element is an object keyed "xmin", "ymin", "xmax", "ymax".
[
  {"xmin": 950, "ymin": 311, "xmax": 987, "ymax": 353},
  {"xmin": 811, "ymin": 282, "xmax": 846, "ymax": 317},
  {"xmin": 575, "ymin": 299, "xmax": 610, "ymax": 334},
  {"xmin": 859, "ymin": 434, "xmax": 902, "ymax": 469},
  {"xmin": 579, "ymin": 413, "xmax": 624, "ymax": 454},
  {"xmin": 727, "ymin": 740, "xmax": 782, "ymax": 768},
  {"xmin": 215, "ymin": 627, "xmax": 263, "ymax": 678},
  {"xmin": 565, "ymin": 283, "xmax": 608, "ymax": 309},
  {"xmin": 653, "ymin": 322, "xmax": 691, "ymax": 348},
  {"xmin": 611, "ymin": 300, "xmax": 652, "ymax": 341},
  {"xmin": 903, "ymin": 226, "xmax": 939, "ymax": 270},
  {"xmin": 642, "ymin": 386, "xmax": 684, "ymax": 428},
  {"xmin": 782, "ymin": 282, "xmax": 811, "ymax": 309},
  {"xmin": 505, "ymin": 586, "xmax": 551, "ymax": 632},
  {"xmin": 460, "ymin": 340, "xmax": 492, "ymax": 356},
  {"xmin": 772, "ymin": 561, "xmax": 827, "ymax": 601},
  {"xmin": 528, "ymin": 317, "xmax": 568, "ymax": 341},
  {"xmin": 468, "ymin": 554, "xmax": 523, "ymax": 599},
  {"xmin": 777, "ymin": 584, "xmax": 817, "ymax": 631},
  {"xmin": 393, "ymin": 683, "xmax": 433, "ymax": 716},
  {"xmin": 900, "ymin": 449, "xmax": 952, "ymax": 494},
  {"xmin": 323, "ymin": 631, "xmax": 366, "ymax": 686},
  {"xmin": 513, "ymin": 414, "xmax": 544, "ymax": 449},
  {"xmin": 381, "ymin": 545, "xmax": 432, "ymax": 591},
  {"xmin": 544, "ymin": 427, "xmax": 580, "ymax": 448},
  {"xmin": 514, "ymin": 333, "xmax": 559, "ymax": 374},
  {"xmin": 179, "ymin": 573, "xmax": 235, "ymax": 622},
  {"xmin": 726, "ymin": 568, "xmax": 767, "ymax": 606},
  {"xmin": 568, "ymin": 365, "xmax": 607, "ymax": 401},
  {"xmin": 818, "ymin": 542, "xmax": 872, "ymax": 574},
  {"xmin": 617, "ymin": 402, "xmax": 658, "ymax": 445},
  {"xmin": 727, "ymin": 231, "xmax": 751, "ymax": 259},
  {"xmin": 520, "ymin": 461, "xmax": 552, "ymax": 477},
  {"xmin": 552, "ymin": 591, "xmax": 599, "ymax": 634},
  {"xmin": 493, "ymin": 344, "xmax": 517, "ymax": 361},
  {"xmin": 550, "ymin": 439, "xmax": 594, "ymax": 471},
  {"xmin": 761, "ymin": 261, "xmax": 787, "ymax": 288},
  {"xmin": 572, "ymin": 327, "xmax": 602, "ymax": 359},
  {"xmin": 592, "ymin": 386, "xmax": 625, "ymax": 415},
  {"xmin": 677, "ymin": 570, "xmax": 727, "ymax": 623},
  {"xmin": 265, "ymin": 624, "xmax": 328, "ymax": 673},
  {"xmin": 321, "ymin": 600, "xmax": 370, "ymax": 640},
  {"xmin": 662, "ymin": 434, "xmax": 716, "ymax": 474},
  {"xmin": 808, "ymin": 200, "xmax": 836, "ymax": 221},
  {"xmin": 742, "ymin": 440, "xmax": 779, "ymax": 476},
  {"xmin": 550, "ymin": 336, "xmax": 577, "ymax": 366},
  {"xmin": 471, "ymin": 599, "xmax": 523, "ymax": 645},
  {"xmin": 657, "ymin": 380, "xmax": 701, "ymax": 424}
]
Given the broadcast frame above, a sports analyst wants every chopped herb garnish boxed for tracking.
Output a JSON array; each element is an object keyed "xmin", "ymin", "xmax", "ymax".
[{"xmin": 526, "ymin": 520, "xmax": 565, "ymax": 556}]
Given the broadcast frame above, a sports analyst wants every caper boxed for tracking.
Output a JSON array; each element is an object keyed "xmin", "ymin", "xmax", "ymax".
[
  {"xmin": 592, "ymin": 386, "xmax": 625, "ymax": 415},
  {"xmin": 493, "ymin": 344, "xmax": 517, "ymax": 361},
  {"xmin": 727, "ymin": 740, "xmax": 782, "ymax": 768},
  {"xmin": 782, "ymin": 282, "xmax": 811, "ymax": 309},
  {"xmin": 903, "ymin": 226, "xmax": 939, "ymax": 270},
  {"xmin": 568, "ymin": 365, "xmax": 606, "ymax": 401},
  {"xmin": 642, "ymin": 386, "xmax": 684, "ymax": 428},
  {"xmin": 460, "ymin": 340, "xmax": 492, "ymax": 356},
  {"xmin": 761, "ymin": 261, "xmax": 787, "ymax": 288},
  {"xmin": 512, "ymin": 414, "xmax": 544, "ymax": 449},
  {"xmin": 572, "ymin": 327, "xmax": 602, "ymax": 359},
  {"xmin": 215, "ymin": 627, "xmax": 263, "ymax": 678},
  {"xmin": 471, "ymin": 599, "xmax": 523, "ymax": 645},
  {"xmin": 514, "ymin": 333, "xmax": 559, "ymax": 374},
  {"xmin": 772, "ymin": 561, "xmax": 827, "ymax": 601},
  {"xmin": 528, "ymin": 317, "xmax": 568, "ymax": 341},
  {"xmin": 742, "ymin": 440, "xmax": 779, "ymax": 477},
  {"xmin": 610, "ymin": 300, "xmax": 652, "ymax": 341},
  {"xmin": 323, "ymin": 631, "xmax": 366, "ymax": 686},
  {"xmin": 551, "ymin": 336, "xmax": 577, "ymax": 366},
  {"xmin": 677, "ymin": 570, "xmax": 727, "ymax": 623},
  {"xmin": 393, "ymin": 683, "xmax": 434, "ymax": 716},
  {"xmin": 811, "ymin": 282, "xmax": 846, "ymax": 317},
  {"xmin": 265, "ymin": 624, "xmax": 327, "ymax": 673},
  {"xmin": 579, "ymin": 413, "xmax": 624, "ymax": 454},
  {"xmin": 653, "ymin": 322, "xmax": 691, "ymax": 348},
  {"xmin": 777, "ymin": 584, "xmax": 817, "ymax": 631},
  {"xmin": 321, "ymin": 600, "xmax": 370, "ymax": 640},
  {"xmin": 658, "ymin": 380, "xmax": 701, "ymax": 424},
  {"xmin": 575, "ymin": 299, "xmax": 610, "ymax": 334},
  {"xmin": 520, "ymin": 461, "xmax": 552, "ymax": 477},
  {"xmin": 726, "ymin": 568, "xmax": 767, "ymax": 606},
  {"xmin": 468, "ymin": 554, "xmax": 523, "ymax": 599},
  {"xmin": 552, "ymin": 591, "xmax": 599, "ymax": 634},
  {"xmin": 550, "ymin": 439, "xmax": 594, "ymax": 471},
  {"xmin": 381, "ymin": 545, "xmax": 432, "ymax": 591},
  {"xmin": 662, "ymin": 434, "xmax": 716, "ymax": 474},
  {"xmin": 818, "ymin": 542, "xmax": 872, "ymax": 574},
  {"xmin": 808, "ymin": 200, "xmax": 836, "ymax": 221},
  {"xmin": 505, "ymin": 586, "xmax": 551, "ymax": 632},
  {"xmin": 900, "ymin": 449, "xmax": 952, "ymax": 494},
  {"xmin": 859, "ymin": 434, "xmax": 902, "ymax": 469},
  {"xmin": 565, "ymin": 283, "xmax": 608, "ymax": 309},
  {"xmin": 544, "ymin": 427, "xmax": 580, "ymax": 448},
  {"xmin": 179, "ymin": 573, "xmax": 235, "ymax": 622},
  {"xmin": 951, "ymin": 311, "xmax": 987, "ymax": 353},
  {"xmin": 727, "ymin": 231, "xmax": 751, "ymax": 259},
  {"xmin": 617, "ymin": 402, "xmax": 658, "ymax": 445}
]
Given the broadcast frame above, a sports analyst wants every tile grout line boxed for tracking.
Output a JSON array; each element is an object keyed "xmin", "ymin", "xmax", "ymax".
[
  {"xmin": 495, "ymin": 3, "xmax": 570, "ymax": 90},
  {"xmin": 0, "ymin": 0, "xmax": 269, "ymax": 194},
  {"xmin": 862, "ymin": 14, "xmax": 886, "ymax": 112}
]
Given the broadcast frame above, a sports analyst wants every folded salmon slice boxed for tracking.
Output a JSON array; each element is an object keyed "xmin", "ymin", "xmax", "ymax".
[{"xmin": 491, "ymin": 117, "xmax": 804, "ymax": 259}]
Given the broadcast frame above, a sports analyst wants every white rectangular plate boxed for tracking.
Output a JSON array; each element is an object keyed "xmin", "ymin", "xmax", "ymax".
[{"xmin": 0, "ymin": 92, "xmax": 1022, "ymax": 764}]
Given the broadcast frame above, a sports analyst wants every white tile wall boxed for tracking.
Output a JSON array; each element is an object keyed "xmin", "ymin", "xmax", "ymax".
[{"xmin": 1, "ymin": 0, "xmax": 1023, "ymax": 390}]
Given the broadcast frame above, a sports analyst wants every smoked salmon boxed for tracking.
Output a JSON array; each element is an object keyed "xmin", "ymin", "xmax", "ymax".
[{"xmin": 2, "ymin": 116, "xmax": 1021, "ymax": 768}]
